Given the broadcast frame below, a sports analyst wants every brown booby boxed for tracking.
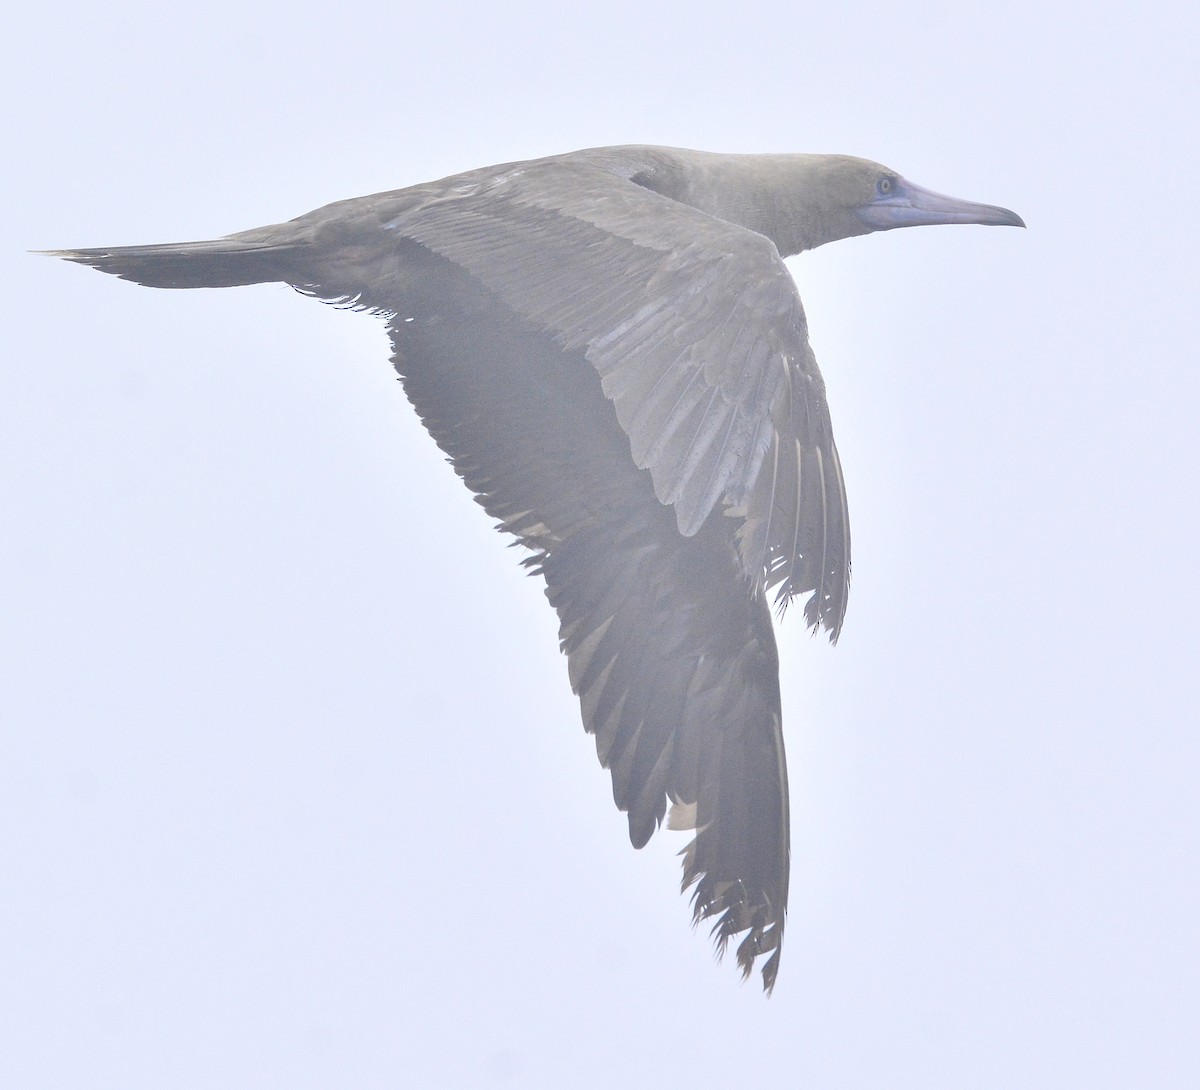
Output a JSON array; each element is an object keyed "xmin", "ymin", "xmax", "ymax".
[{"xmin": 46, "ymin": 146, "xmax": 1023, "ymax": 991}]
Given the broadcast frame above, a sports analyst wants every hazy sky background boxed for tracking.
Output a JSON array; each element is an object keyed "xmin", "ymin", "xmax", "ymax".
[{"xmin": 4, "ymin": 2, "xmax": 1197, "ymax": 1087}]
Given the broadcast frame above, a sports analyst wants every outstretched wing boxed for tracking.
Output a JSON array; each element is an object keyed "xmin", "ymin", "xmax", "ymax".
[
  {"xmin": 386, "ymin": 257, "xmax": 790, "ymax": 988},
  {"xmin": 386, "ymin": 158, "xmax": 850, "ymax": 634}
]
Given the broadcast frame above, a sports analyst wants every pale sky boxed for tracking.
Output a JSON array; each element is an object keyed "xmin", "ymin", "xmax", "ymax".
[{"xmin": 4, "ymin": 2, "xmax": 1198, "ymax": 1087}]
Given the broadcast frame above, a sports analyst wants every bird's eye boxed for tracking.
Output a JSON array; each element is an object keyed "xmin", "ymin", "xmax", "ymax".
[{"xmin": 877, "ymin": 176, "xmax": 894, "ymax": 196}]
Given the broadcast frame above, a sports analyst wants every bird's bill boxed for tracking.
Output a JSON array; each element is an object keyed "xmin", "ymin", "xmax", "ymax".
[{"xmin": 855, "ymin": 177, "xmax": 1025, "ymax": 230}]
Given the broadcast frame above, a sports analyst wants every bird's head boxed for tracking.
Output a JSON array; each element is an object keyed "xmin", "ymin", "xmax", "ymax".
[{"xmin": 788, "ymin": 155, "xmax": 1025, "ymax": 252}]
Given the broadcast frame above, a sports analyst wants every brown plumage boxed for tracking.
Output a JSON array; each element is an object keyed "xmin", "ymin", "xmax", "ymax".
[{"xmin": 45, "ymin": 145, "xmax": 1023, "ymax": 991}]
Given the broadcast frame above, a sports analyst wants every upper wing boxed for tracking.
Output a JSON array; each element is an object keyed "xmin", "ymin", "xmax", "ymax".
[{"xmin": 385, "ymin": 159, "xmax": 850, "ymax": 634}]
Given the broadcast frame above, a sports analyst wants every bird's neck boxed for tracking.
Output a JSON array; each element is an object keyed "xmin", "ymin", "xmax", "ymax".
[
  {"xmin": 624, "ymin": 148, "xmax": 871, "ymax": 256},
  {"xmin": 680, "ymin": 152, "xmax": 873, "ymax": 256}
]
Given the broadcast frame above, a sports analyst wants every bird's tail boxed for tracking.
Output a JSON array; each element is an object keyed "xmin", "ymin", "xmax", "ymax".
[{"xmin": 40, "ymin": 235, "xmax": 307, "ymax": 290}]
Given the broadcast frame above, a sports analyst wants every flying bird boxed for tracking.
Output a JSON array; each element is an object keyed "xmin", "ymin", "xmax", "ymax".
[{"xmin": 46, "ymin": 145, "xmax": 1023, "ymax": 991}]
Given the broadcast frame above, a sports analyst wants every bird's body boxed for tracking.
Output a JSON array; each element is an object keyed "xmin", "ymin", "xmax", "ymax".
[{"xmin": 48, "ymin": 145, "xmax": 1022, "ymax": 991}]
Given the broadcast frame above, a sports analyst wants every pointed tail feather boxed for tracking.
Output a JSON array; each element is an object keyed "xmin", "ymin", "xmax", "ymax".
[{"xmin": 40, "ymin": 236, "xmax": 307, "ymax": 290}]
